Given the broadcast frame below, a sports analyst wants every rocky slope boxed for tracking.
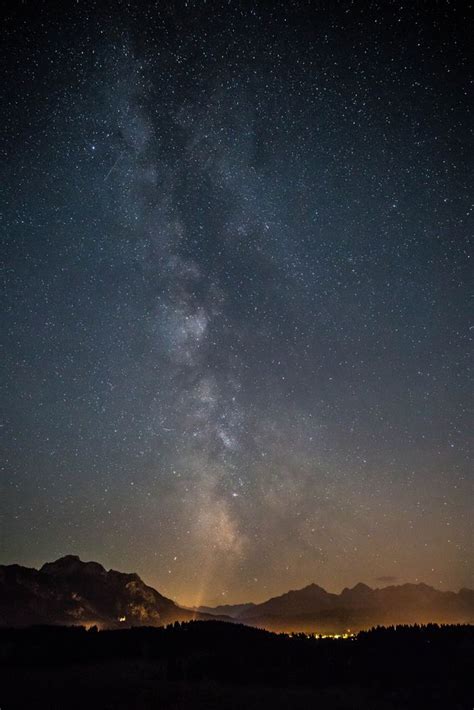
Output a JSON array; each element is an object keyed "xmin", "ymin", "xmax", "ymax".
[{"xmin": 0, "ymin": 555, "xmax": 208, "ymax": 628}]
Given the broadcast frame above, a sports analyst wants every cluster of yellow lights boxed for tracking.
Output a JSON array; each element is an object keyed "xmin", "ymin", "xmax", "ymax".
[
  {"xmin": 318, "ymin": 632, "xmax": 354, "ymax": 639},
  {"xmin": 288, "ymin": 630, "xmax": 355, "ymax": 640}
]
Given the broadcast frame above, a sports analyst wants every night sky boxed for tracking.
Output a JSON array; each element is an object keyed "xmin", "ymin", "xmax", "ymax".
[{"xmin": 2, "ymin": 1, "xmax": 472, "ymax": 607}]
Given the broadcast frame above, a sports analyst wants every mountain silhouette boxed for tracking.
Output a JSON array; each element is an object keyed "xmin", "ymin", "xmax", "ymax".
[
  {"xmin": 0, "ymin": 555, "xmax": 212, "ymax": 628},
  {"xmin": 204, "ymin": 581, "xmax": 474, "ymax": 633},
  {"xmin": 1, "ymin": 556, "xmax": 473, "ymax": 632},
  {"xmin": 239, "ymin": 583, "xmax": 338, "ymax": 619},
  {"xmin": 195, "ymin": 602, "xmax": 256, "ymax": 618}
]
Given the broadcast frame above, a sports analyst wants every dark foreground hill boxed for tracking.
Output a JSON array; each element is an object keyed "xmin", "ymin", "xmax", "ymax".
[{"xmin": 0, "ymin": 621, "xmax": 472, "ymax": 710}]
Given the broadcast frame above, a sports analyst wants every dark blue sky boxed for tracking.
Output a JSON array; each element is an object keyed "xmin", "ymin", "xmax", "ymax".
[{"xmin": 1, "ymin": 1, "xmax": 472, "ymax": 605}]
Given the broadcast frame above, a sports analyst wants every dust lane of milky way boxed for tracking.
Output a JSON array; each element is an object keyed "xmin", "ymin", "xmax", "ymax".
[{"xmin": 1, "ymin": 1, "xmax": 472, "ymax": 607}]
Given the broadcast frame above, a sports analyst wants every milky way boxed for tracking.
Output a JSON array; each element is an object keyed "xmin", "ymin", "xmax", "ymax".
[{"xmin": 1, "ymin": 2, "xmax": 472, "ymax": 605}]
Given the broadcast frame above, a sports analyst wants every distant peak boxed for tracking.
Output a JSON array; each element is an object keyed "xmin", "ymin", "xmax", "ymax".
[
  {"xmin": 54, "ymin": 554, "xmax": 81, "ymax": 563},
  {"xmin": 341, "ymin": 582, "xmax": 373, "ymax": 596},
  {"xmin": 41, "ymin": 555, "xmax": 105, "ymax": 576},
  {"xmin": 352, "ymin": 582, "xmax": 373, "ymax": 592},
  {"xmin": 41, "ymin": 554, "xmax": 81, "ymax": 569},
  {"xmin": 297, "ymin": 583, "xmax": 330, "ymax": 595}
]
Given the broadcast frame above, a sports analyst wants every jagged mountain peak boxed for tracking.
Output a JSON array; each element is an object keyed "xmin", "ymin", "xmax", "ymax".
[
  {"xmin": 341, "ymin": 582, "xmax": 373, "ymax": 595},
  {"xmin": 351, "ymin": 582, "xmax": 373, "ymax": 592},
  {"xmin": 278, "ymin": 583, "xmax": 331, "ymax": 599},
  {"xmin": 305, "ymin": 583, "xmax": 329, "ymax": 593}
]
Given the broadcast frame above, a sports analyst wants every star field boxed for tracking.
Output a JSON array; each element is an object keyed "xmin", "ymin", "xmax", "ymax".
[{"xmin": 1, "ymin": 1, "xmax": 472, "ymax": 606}]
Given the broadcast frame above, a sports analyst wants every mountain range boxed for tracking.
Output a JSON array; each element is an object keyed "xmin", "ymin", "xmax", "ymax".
[
  {"xmin": 198, "ymin": 581, "xmax": 474, "ymax": 633},
  {"xmin": 1, "ymin": 556, "xmax": 473, "ymax": 633}
]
